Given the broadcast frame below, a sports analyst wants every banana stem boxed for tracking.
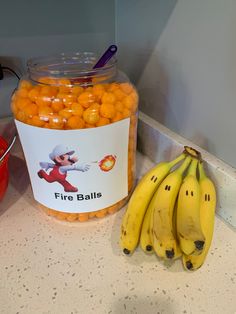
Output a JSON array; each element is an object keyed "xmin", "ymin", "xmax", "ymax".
[
  {"xmin": 175, "ymin": 156, "xmax": 192, "ymax": 175},
  {"xmin": 187, "ymin": 158, "xmax": 198, "ymax": 177},
  {"xmin": 198, "ymin": 161, "xmax": 207, "ymax": 181},
  {"xmin": 168, "ymin": 153, "xmax": 186, "ymax": 169}
]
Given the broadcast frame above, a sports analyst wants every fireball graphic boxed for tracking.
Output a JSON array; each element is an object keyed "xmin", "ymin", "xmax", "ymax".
[{"xmin": 99, "ymin": 155, "xmax": 116, "ymax": 172}]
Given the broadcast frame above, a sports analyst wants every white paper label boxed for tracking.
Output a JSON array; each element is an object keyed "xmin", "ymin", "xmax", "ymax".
[{"xmin": 15, "ymin": 119, "xmax": 130, "ymax": 213}]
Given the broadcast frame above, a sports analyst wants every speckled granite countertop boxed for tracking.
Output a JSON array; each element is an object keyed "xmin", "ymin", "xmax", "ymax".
[{"xmin": 0, "ymin": 150, "xmax": 235, "ymax": 314}]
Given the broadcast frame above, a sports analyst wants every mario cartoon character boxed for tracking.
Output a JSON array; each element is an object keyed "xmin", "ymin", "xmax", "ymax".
[{"xmin": 37, "ymin": 145, "xmax": 90, "ymax": 192}]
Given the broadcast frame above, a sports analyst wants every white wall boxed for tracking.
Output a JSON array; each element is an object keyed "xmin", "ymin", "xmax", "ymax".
[
  {"xmin": 0, "ymin": 0, "xmax": 115, "ymax": 117},
  {"xmin": 115, "ymin": 0, "xmax": 177, "ymax": 84},
  {"xmin": 138, "ymin": 0, "xmax": 236, "ymax": 167}
]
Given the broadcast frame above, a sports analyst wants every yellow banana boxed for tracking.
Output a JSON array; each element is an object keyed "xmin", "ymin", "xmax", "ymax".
[
  {"xmin": 140, "ymin": 201, "xmax": 154, "ymax": 254},
  {"xmin": 183, "ymin": 161, "xmax": 216, "ymax": 270},
  {"xmin": 120, "ymin": 152, "xmax": 186, "ymax": 255},
  {"xmin": 172, "ymin": 204, "xmax": 182, "ymax": 259},
  {"xmin": 176, "ymin": 158, "xmax": 205, "ymax": 255},
  {"xmin": 150, "ymin": 156, "xmax": 192, "ymax": 260}
]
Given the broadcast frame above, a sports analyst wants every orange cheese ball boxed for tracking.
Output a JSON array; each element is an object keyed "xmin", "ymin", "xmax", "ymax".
[
  {"xmin": 78, "ymin": 213, "xmax": 89, "ymax": 222},
  {"xmin": 71, "ymin": 102, "xmax": 84, "ymax": 116},
  {"xmin": 120, "ymin": 82, "xmax": 134, "ymax": 94},
  {"xmin": 28, "ymin": 86, "xmax": 41, "ymax": 102},
  {"xmin": 36, "ymin": 95, "xmax": 52, "ymax": 107},
  {"xmin": 112, "ymin": 112, "xmax": 123, "ymax": 123},
  {"xmin": 88, "ymin": 212, "xmax": 96, "ymax": 219},
  {"xmin": 66, "ymin": 214, "xmax": 78, "ymax": 222},
  {"xmin": 49, "ymin": 115, "xmax": 64, "ymax": 129},
  {"xmin": 115, "ymin": 101, "xmax": 124, "ymax": 113},
  {"xmin": 40, "ymin": 86, "xmax": 58, "ymax": 97},
  {"xmin": 83, "ymin": 103, "xmax": 100, "ymax": 124},
  {"xmin": 78, "ymin": 91, "xmax": 96, "ymax": 108},
  {"xmin": 95, "ymin": 209, "xmax": 107, "ymax": 218},
  {"xmin": 19, "ymin": 80, "xmax": 33, "ymax": 90},
  {"xmin": 86, "ymin": 87, "xmax": 93, "ymax": 93},
  {"xmin": 58, "ymin": 86, "xmax": 72, "ymax": 94},
  {"xmin": 51, "ymin": 99, "xmax": 64, "ymax": 112},
  {"xmin": 24, "ymin": 102, "xmax": 38, "ymax": 117},
  {"xmin": 56, "ymin": 79, "xmax": 72, "ymax": 93},
  {"xmin": 16, "ymin": 111, "xmax": 27, "ymax": 123},
  {"xmin": 16, "ymin": 88, "xmax": 29, "ymax": 98},
  {"xmin": 62, "ymin": 94, "xmax": 77, "ymax": 106},
  {"xmin": 107, "ymin": 204, "xmax": 119, "ymax": 214},
  {"xmin": 46, "ymin": 208, "xmax": 58, "ymax": 217},
  {"xmin": 31, "ymin": 116, "xmax": 45, "ymax": 127},
  {"xmin": 56, "ymin": 212, "xmax": 69, "ymax": 221},
  {"xmin": 96, "ymin": 117, "xmax": 110, "ymax": 127},
  {"xmin": 100, "ymin": 103, "xmax": 116, "ymax": 119},
  {"xmin": 122, "ymin": 108, "xmax": 131, "ymax": 119},
  {"xmin": 85, "ymin": 123, "xmax": 95, "ymax": 128},
  {"xmin": 92, "ymin": 84, "xmax": 105, "ymax": 101},
  {"xmin": 16, "ymin": 98, "xmax": 32, "ymax": 111},
  {"xmin": 113, "ymin": 88, "xmax": 126, "ymax": 101},
  {"xmin": 38, "ymin": 106, "xmax": 53, "ymax": 122},
  {"xmin": 101, "ymin": 92, "xmax": 116, "ymax": 104},
  {"xmin": 26, "ymin": 118, "xmax": 34, "ymax": 126},
  {"xmin": 71, "ymin": 85, "xmax": 84, "ymax": 95},
  {"xmin": 56, "ymin": 93, "xmax": 67, "ymax": 102},
  {"xmin": 59, "ymin": 108, "xmax": 72, "ymax": 119},
  {"xmin": 108, "ymin": 83, "xmax": 120, "ymax": 92},
  {"xmin": 38, "ymin": 77, "xmax": 56, "ymax": 85},
  {"xmin": 43, "ymin": 123, "xmax": 50, "ymax": 129},
  {"xmin": 57, "ymin": 78, "xmax": 72, "ymax": 86},
  {"xmin": 67, "ymin": 116, "xmax": 85, "ymax": 129},
  {"xmin": 123, "ymin": 95, "xmax": 137, "ymax": 111},
  {"xmin": 38, "ymin": 105, "xmax": 52, "ymax": 115}
]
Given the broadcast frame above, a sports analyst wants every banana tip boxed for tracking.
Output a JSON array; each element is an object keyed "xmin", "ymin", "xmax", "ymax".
[
  {"xmin": 165, "ymin": 249, "xmax": 175, "ymax": 259},
  {"xmin": 123, "ymin": 248, "xmax": 131, "ymax": 255},
  {"xmin": 194, "ymin": 240, "xmax": 205, "ymax": 251},
  {"xmin": 185, "ymin": 260, "xmax": 193, "ymax": 270},
  {"xmin": 145, "ymin": 245, "xmax": 153, "ymax": 252}
]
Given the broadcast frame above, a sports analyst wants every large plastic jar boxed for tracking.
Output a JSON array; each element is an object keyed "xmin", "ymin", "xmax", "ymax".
[{"xmin": 11, "ymin": 52, "xmax": 138, "ymax": 222}]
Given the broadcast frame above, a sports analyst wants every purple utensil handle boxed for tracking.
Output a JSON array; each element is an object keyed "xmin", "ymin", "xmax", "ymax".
[{"xmin": 93, "ymin": 45, "xmax": 117, "ymax": 69}]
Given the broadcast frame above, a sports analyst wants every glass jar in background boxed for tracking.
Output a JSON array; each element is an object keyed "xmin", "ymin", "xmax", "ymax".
[{"xmin": 11, "ymin": 52, "xmax": 138, "ymax": 222}]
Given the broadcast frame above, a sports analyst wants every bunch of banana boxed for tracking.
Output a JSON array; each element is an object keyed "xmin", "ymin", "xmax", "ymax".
[
  {"xmin": 119, "ymin": 145, "xmax": 217, "ymax": 272},
  {"xmin": 120, "ymin": 151, "xmax": 186, "ymax": 255}
]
